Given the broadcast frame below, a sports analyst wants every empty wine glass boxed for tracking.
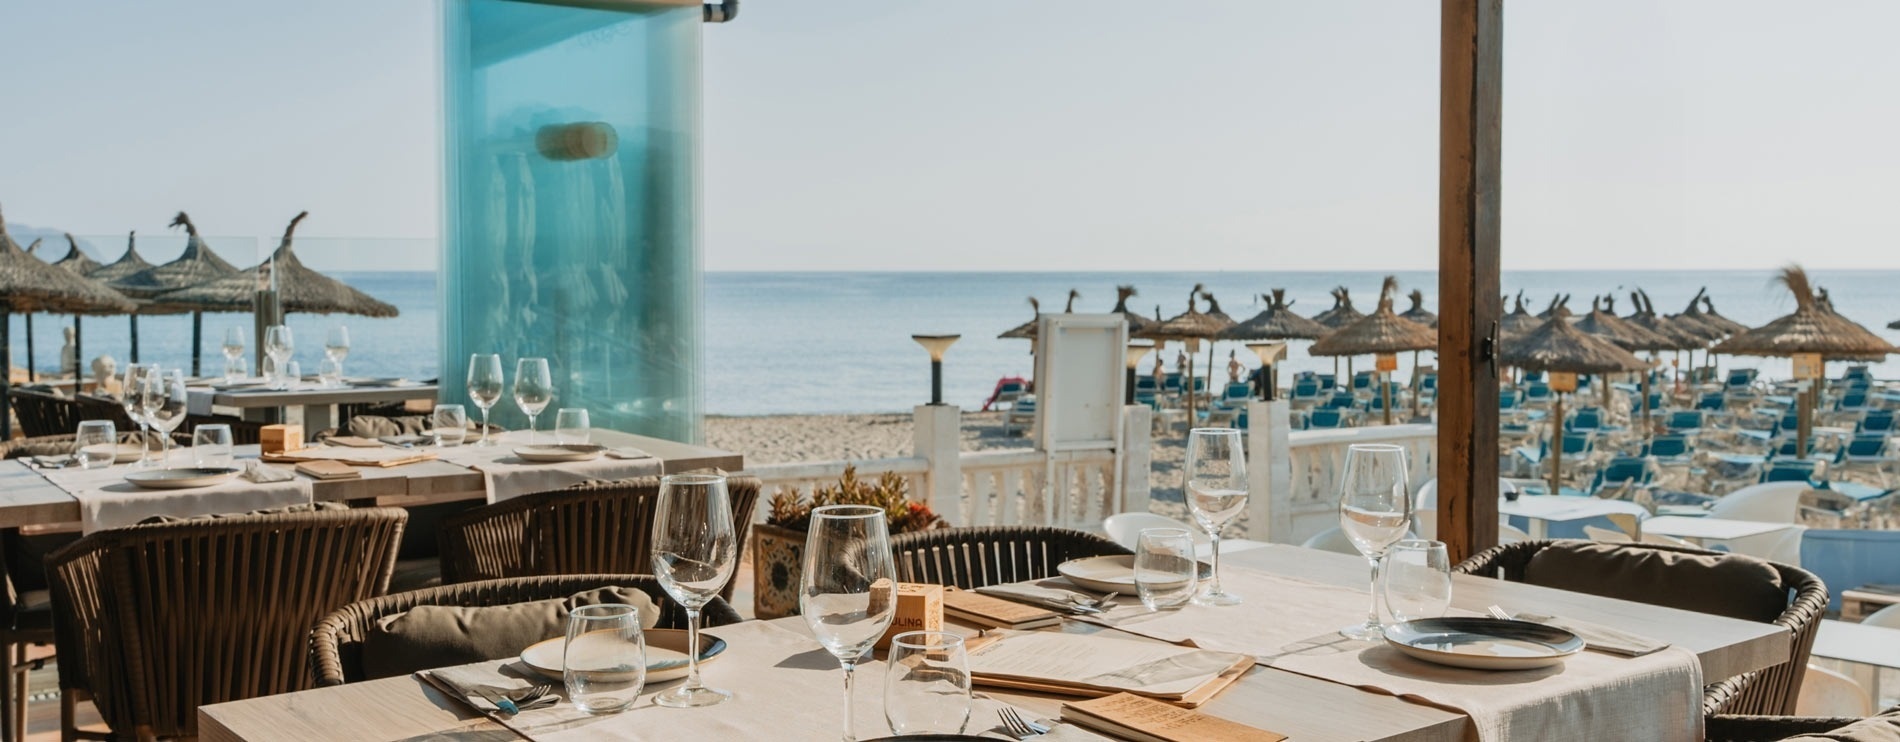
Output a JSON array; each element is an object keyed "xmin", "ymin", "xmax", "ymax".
[
  {"xmin": 73, "ymin": 420, "xmax": 116, "ymax": 470},
  {"xmin": 432, "ymin": 405, "xmax": 467, "ymax": 447},
  {"xmin": 564, "ymin": 604, "xmax": 646, "ymax": 715},
  {"xmin": 801, "ymin": 505, "xmax": 897, "ymax": 742},
  {"xmin": 120, "ymin": 364, "xmax": 154, "ymax": 469},
  {"xmin": 1338, "ymin": 443, "xmax": 1413, "ymax": 640},
  {"xmin": 143, "ymin": 369, "xmax": 189, "ymax": 469},
  {"xmin": 1184, "ymin": 428, "xmax": 1247, "ymax": 606},
  {"xmin": 325, "ymin": 326, "xmax": 350, "ymax": 376},
  {"xmin": 1382, "ymin": 539, "xmax": 1452, "ymax": 624},
  {"xmin": 884, "ymin": 631, "xmax": 971, "ymax": 735},
  {"xmin": 220, "ymin": 327, "xmax": 245, "ymax": 381},
  {"xmin": 1134, "ymin": 528, "xmax": 1199, "ymax": 612},
  {"xmin": 555, "ymin": 408, "xmax": 590, "ymax": 445},
  {"xmin": 264, "ymin": 326, "xmax": 293, "ymax": 389},
  {"xmin": 466, "ymin": 354, "xmax": 503, "ymax": 446},
  {"xmin": 651, "ymin": 474, "xmax": 737, "ymax": 708},
  {"xmin": 193, "ymin": 424, "xmax": 234, "ymax": 468},
  {"xmin": 513, "ymin": 358, "xmax": 553, "ymax": 444}
]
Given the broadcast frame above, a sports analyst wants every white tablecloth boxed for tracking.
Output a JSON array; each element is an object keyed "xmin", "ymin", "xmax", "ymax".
[
  {"xmin": 42, "ymin": 460, "xmax": 312, "ymax": 533},
  {"xmin": 429, "ymin": 432, "xmax": 662, "ymax": 503}
]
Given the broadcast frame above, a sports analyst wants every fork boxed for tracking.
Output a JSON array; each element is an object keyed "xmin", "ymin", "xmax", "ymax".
[
  {"xmin": 483, "ymin": 683, "xmax": 555, "ymax": 715},
  {"xmin": 999, "ymin": 707, "xmax": 1049, "ymax": 738}
]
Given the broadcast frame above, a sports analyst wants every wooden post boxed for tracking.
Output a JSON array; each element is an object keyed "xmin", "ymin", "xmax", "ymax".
[
  {"xmin": 1549, "ymin": 393, "xmax": 1564, "ymax": 494},
  {"xmin": 1435, "ymin": 0, "xmax": 1503, "ymax": 562}
]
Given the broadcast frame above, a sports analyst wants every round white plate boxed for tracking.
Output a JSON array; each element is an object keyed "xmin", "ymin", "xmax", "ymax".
[
  {"xmin": 1056, "ymin": 554, "xmax": 1213, "ymax": 594},
  {"xmin": 1383, "ymin": 617, "xmax": 1583, "ymax": 671},
  {"xmin": 512, "ymin": 444, "xmax": 605, "ymax": 463},
  {"xmin": 519, "ymin": 628, "xmax": 726, "ymax": 684},
  {"xmin": 123, "ymin": 467, "xmax": 241, "ymax": 490},
  {"xmin": 81, "ymin": 443, "xmax": 146, "ymax": 464}
]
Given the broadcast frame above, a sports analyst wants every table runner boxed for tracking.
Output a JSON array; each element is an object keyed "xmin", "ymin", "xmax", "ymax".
[
  {"xmin": 430, "ymin": 432, "xmax": 662, "ymax": 503},
  {"xmin": 42, "ymin": 460, "xmax": 311, "ymax": 533},
  {"xmin": 1071, "ymin": 565, "xmax": 1701, "ymax": 742}
]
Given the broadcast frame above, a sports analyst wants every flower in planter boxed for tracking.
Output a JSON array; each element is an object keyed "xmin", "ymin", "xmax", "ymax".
[{"xmin": 765, "ymin": 465, "xmax": 947, "ymax": 534}]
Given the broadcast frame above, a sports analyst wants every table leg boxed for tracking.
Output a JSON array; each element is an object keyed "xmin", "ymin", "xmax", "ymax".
[
  {"xmin": 1529, "ymin": 519, "xmax": 1547, "ymax": 540},
  {"xmin": 303, "ymin": 404, "xmax": 334, "ymax": 434}
]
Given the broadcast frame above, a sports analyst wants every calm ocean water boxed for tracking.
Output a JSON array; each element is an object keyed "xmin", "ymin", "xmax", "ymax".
[{"xmin": 11, "ymin": 270, "xmax": 1900, "ymax": 416}]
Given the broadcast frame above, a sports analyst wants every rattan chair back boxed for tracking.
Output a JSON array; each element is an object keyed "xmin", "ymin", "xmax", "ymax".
[
  {"xmin": 310, "ymin": 573, "xmax": 743, "ymax": 686},
  {"xmin": 437, "ymin": 476, "xmax": 761, "ymax": 600},
  {"xmin": 890, "ymin": 525, "xmax": 1133, "ymax": 590},
  {"xmin": 1454, "ymin": 539, "xmax": 1828, "ymax": 716},
  {"xmin": 47, "ymin": 507, "xmax": 407, "ymax": 738}
]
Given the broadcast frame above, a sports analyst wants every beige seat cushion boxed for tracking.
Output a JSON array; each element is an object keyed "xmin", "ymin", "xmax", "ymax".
[
  {"xmin": 1522, "ymin": 541, "xmax": 1788, "ymax": 622},
  {"xmin": 361, "ymin": 586, "xmax": 661, "ymax": 680},
  {"xmin": 1784, "ymin": 708, "xmax": 1900, "ymax": 741}
]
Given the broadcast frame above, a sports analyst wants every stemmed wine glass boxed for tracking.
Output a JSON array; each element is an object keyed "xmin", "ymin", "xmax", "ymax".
[
  {"xmin": 143, "ymin": 369, "xmax": 190, "ymax": 469},
  {"xmin": 801, "ymin": 505, "xmax": 897, "ymax": 742},
  {"xmin": 324, "ymin": 326, "xmax": 350, "ymax": 377},
  {"xmin": 1185, "ymin": 428, "xmax": 1247, "ymax": 606},
  {"xmin": 264, "ymin": 325, "xmax": 294, "ymax": 389},
  {"xmin": 120, "ymin": 364, "xmax": 154, "ymax": 469},
  {"xmin": 650, "ymin": 474, "xmax": 737, "ymax": 708},
  {"xmin": 1337, "ymin": 443, "xmax": 1413, "ymax": 641},
  {"xmin": 513, "ymin": 358, "xmax": 553, "ymax": 444},
  {"xmin": 466, "ymin": 354, "xmax": 503, "ymax": 446},
  {"xmin": 221, "ymin": 328, "xmax": 245, "ymax": 381}
]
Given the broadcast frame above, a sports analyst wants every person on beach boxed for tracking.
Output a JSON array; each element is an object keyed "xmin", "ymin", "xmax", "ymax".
[{"xmin": 1228, "ymin": 350, "xmax": 1244, "ymax": 384}]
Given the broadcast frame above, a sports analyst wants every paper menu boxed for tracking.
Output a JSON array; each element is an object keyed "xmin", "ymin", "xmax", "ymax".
[
  {"xmin": 942, "ymin": 588, "xmax": 1062, "ymax": 629},
  {"xmin": 1062, "ymin": 693, "xmax": 1288, "ymax": 742},
  {"xmin": 966, "ymin": 630, "xmax": 1249, "ymax": 700}
]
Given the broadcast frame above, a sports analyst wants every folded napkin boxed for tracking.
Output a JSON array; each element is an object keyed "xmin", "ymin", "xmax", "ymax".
[
  {"xmin": 1512, "ymin": 611, "xmax": 1669, "ymax": 657},
  {"xmin": 241, "ymin": 461, "xmax": 296, "ymax": 483},
  {"xmin": 418, "ymin": 665, "xmax": 559, "ymax": 716},
  {"xmin": 324, "ymin": 436, "xmax": 385, "ymax": 449},
  {"xmin": 605, "ymin": 447, "xmax": 651, "ymax": 460},
  {"xmin": 975, "ymin": 583, "xmax": 1099, "ymax": 614}
]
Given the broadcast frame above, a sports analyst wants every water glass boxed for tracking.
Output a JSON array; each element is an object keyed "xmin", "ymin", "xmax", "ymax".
[
  {"xmin": 651, "ymin": 474, "xmax": 737, "ymax": 708},
  {"xmin": 283, "ymin": 361, "xmax": 302, "ymax": 388},
  {"xmin": 884, "ymin": 631, "xmax": 971, "ymax": 736},
  {"xmin": 193, "ymin": 425, "xmax": 235, "ymax": 469},
  {"xmin": 1134, "ymin": 528, "xmax": 1199, "ymax": 612},
  {"xmin": 1184, "ymin": 427, "xmax": 1247, "ymax": 606},
  {"xmin": 223, "ymin": 354, "xmax": 249, "ymax": 383},
  {"xmin": 317, "ymin": 358, "xmax": 343, "ymax": 388},
  {"xmin": 466, "ymin": 353, "xmax": 504, "ymax": 446},
  {"xmin": 801, "ymin": 505, "xmax": 897, "ymax": 742},
  {"xmin": 74, "ymin": 421, "xmax": 116, "ymax": 470},
  {"xmin": 514, "ymin": 358, "xmax": 554, "ymax": 444},
  {"xmin": 432, "ymin": 405, "xmax": 468, "ymax": 447},
  {"xmin": 1382, "ymin": 539, "xmax": 1452, "ymax": 624},
  {"xmin": 1337, "ymin": 443, "xmax": 1413, "ymax": 640},
  {"xmin": 564, "ymin": 604, "xmax": 646, "ymax": 715},
  {"xmin": 555, "ymin": 408, "xmax": 591, "ymax": 445}
]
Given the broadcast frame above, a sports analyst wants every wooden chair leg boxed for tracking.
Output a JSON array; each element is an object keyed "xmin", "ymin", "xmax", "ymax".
[
  {"xmin": 14, "ymin": 644, "xmax": 27, "ymax": 742},
  {"xmin": 0, "ymin": 642, "xmax": 12, "ymax": 742},
  {"xmin": 60, "ymin": 688, "xmax": 74, "ymax": 742}
]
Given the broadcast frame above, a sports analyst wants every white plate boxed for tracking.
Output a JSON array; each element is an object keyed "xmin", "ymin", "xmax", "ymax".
[
  {"xmin": 123, "ymin": 467, "xmax": 241, "ymax": 490},
  {"xmin": 512, "ymin": 444, "xmax": 605, "ymax": 463},
  {"xmin": 519, "ymin": 628, "xmax": 726, "ymax": 684},
  {"xmin": 81, "ymin": 443, "xmax": 146, "ymax": 464},
  {"xmin": 1383, "ymin": 617, "xmax": 1584, "ymax": 671},
  {"xmin": 1056, "ymin": 554, "xmax": 1213, "ymax": 594}
]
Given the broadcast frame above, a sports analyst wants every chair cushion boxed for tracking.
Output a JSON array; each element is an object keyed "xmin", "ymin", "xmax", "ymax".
[
  {"xmin": 1784, "ymin": 708, "xmax": 1900, "ymax": 741},
  {"xmin": 1522, "ymin": 541, "xmax": 1789, "ymax": 622},
  {"xmin": 360, "ymin": 587, "xmax": 661, "ymax": 680},
  {"xmin": 136, "ymin": 501, "xmax": 348, "ymax": 524}
]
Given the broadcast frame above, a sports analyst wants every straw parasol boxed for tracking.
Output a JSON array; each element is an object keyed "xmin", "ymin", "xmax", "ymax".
[
  {"xmin": 1498, "ymin": 292, "xmax": 1541, "ymax": 339},
  {"xmin": 1499, "ymin": 314, "xmax": 1648, "ymax": 494},
  {"xmin": 998, "ymin": 297, "xmax": 1040, "ymax": 340},
  {"xmin": 0, "ymin": 204, "xmax": 137, "ymax": 437},
  {"xmin": 1400, "ymin": 290, "xmax": 1438, "ymax": 328},
  {"xmin": 1194, "ymin": 291, "xmax": 1240, "ymax": 401},
  {"xmin": 1573, "ymin": 296, "xmax": 1672, "ymax": 352},
  {"xmin": 1309, "ymin": 277, "xmax": 1437, "ymax": 424},
  {"xmin": 20, "ymin": 238, "xmax": 44, "ymax": 380},
  {"xmin": 1141, "ymin": 283, "xmax": 1229, "ymax": 425},
  {"xmin": 116, "ymin": 212, "xmax": 246, "ymax": 375},
  {"xmin": 50, "ymin": 233, "xmax": 111, "ymax": 378},
  {"xmin": 1712, "ymin": 265, "xmax": 1897, "ymax": 458},
  {"xmin": 89, "ymin": 231, "xmax": 160, "ymax": 363},
  {"xmin": 1219, "ymin": 289, "xmax": 1328, "ymax": 342},
  {"xmin": 1311, "ymin": 286, "xmax": 1365, "ymax": 330},
  {"xmin": 1697, "ymin": 295, "xmax": 1750, "ymax": 337},
  {"xmin": 1110, "ymin": 285, "xmax": 1153, "ymax": 335},
  {"xmin": 1622, "ymin": 290, "xmax": 1708, "ymax": 432},
  {"xmin": 1536, "ymin": 294, "xmax": 1574, "ymax": 320}
]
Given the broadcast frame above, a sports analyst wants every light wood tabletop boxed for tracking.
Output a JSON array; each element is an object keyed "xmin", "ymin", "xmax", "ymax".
[
  {"xmin": 1641, "ymin": 515, "xmax": 1797, "ymax": 542},
  {"xmin": 0, "ymin": 429, "xmax": 742, "ymax": 529},
  {"xmin": 198, "ymin": 544, "xmax": 1792, "ymax": 742}
]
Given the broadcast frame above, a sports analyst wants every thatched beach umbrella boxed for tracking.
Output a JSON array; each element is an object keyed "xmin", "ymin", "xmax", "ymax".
[
  {"xmin": 1141, "ymin": 283, "xmax": 1228, "ymax": 425},
  {"xmin": 997, "ymin": 297, "xmax": 1040, "ymax": 341},
  {"xmin": 1713, "ymin": 266, "xmax": 1896, "ymax": 459},
  {"xmin": 1219, "ymin": 289, "xmax": 1326, "ymax": 400},
  {"xmin": 20, "ymin": 238, "xmax": 43, "ymax": 381},
  {"xmin": 1500, "ymin": 315, "xmax": 1648, "ymax": 494},
  {"xmin": 0, "ymin": 205, "xmax": 137, "ymax": 437},
  {"xmin": 1308, "ymin": 277, "xmax": 1437, "ymax": 424},
  {"xmin": 1194, "ymin": 291, "xmax": 1239, "ymax": 401},
  {"xmin": 1570, "ymin": 296, "xmax": 1670, "ymax": 407},
  {"xmin": 1400, "ymin": 290, "xmax": 1438, "ymax": 328},
  {"xmin": 88, "ymin": 231, "xmax": 159, "ymax": 363},
  {"xmin": 1498, "ymin": 292, "xmax": 1541, "ymax": 340},
  {"xmin": 51, "ymin": 233, "xmax": 109, "ymax": 379},
  {"xmin": 150, "ymin": 212, "xmax": 399, "ymax": 372},
  {"xmin": 116, "ymin": 212, "xmax": 245, "ymax": 376},
  {"xmin": 1698, "ymin": 295, "xmax": 1750, "ymax": 337},
  {"xmin": 1536, "ymin": 294, "xmax": 1574, "ymax": 320},
  {"xmin": 1312, "ymin": 286, "xmax": 1365, "ymax": 330},
  {"xmin": 1110, "ymin": 285, "xmax": 1153, "ymax": 336},
  {"xmin": 1623, "ymin": 290, "xmax": 1707, "ymax": 432}
]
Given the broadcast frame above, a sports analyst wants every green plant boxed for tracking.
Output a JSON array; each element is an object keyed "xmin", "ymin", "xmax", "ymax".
[{"xmin": 766, "ymin": 465, "xmax": 947, "ymax": 534}]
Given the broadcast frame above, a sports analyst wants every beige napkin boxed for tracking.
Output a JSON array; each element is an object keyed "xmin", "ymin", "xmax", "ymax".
[
  {"xmin": 1510, "ymin": 611, "xmax": 1669, "ymax": 657},
  {"xmin": 418, "ymin": 666, "xmax": 559, "ymax": 716},
  {"xmin": 242, "ymin": 461, "xmax": 296, "ymax": 483},
  {"xmin": 975, "ymin": 583, "xmax": 1100, "ymax": 614},
  {"xmin": 605, "ymin": 447, "xmax": 651, "ymax": 460}
]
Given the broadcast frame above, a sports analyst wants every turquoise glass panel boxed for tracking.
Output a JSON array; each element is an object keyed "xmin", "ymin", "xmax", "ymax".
[{"xmin": 440, "ymin": 0, "xmax": 702, "ymax": 441}]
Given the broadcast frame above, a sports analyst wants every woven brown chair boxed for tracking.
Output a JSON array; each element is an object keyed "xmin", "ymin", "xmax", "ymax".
[
  {"xmin": 0, "ymin": 534, "xmax": 58, "ymax": 742},
  {"xmin": 438, "ymin": 476, "xmax": 761, "ymax": 601},
  {"xmin": 47, "ymin": 507, "xmax": 407, "ymax": 740},
  {"xmin": 1704, "ymin": 713, "xmax": 1880, "ymax": 742},
  {"xmin": 889, "ymin": 526, "xmax": 1133, "ymax": 590},
  {"xmin": 7, "ymin": 388, "xmax": 134, "ymax": 439},
  {"xmin": 1455, "ymin": 539, "xmax": 1829, "ymax": 716},
  {"xmin": 310, "ymin": 573, "xmax": 744, "ymax": 687}
]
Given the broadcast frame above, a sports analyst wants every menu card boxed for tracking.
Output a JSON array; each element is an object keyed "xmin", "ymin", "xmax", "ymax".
[
  {"xmin": 1062, "ymin": 693, "xmax": 1288, "ymax": 742},
  {"xmin": 942, "ymin": 588, "xmax": 1062, "ymax": 630},
  {"xmin": 966, "ymin": 630, "xmax": 1250, "ymax": 707}
]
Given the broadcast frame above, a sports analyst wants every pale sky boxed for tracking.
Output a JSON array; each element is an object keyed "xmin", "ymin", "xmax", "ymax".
[{"xmin": 1, "ymin": 1, "xmax": 1896, "ymax": 271}]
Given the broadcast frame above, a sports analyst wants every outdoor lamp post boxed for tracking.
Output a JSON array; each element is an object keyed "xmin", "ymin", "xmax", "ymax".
[
  {"xmin": 912, "ymin": 334, "xmax": 960, "ymax": 406},
  {"xmin": 1124, "ymin": 341, "xmax": 1154, "ymax": 405},
  {"xmin": 1245, "ymin": 342, "xmax": 1288, "ymax": 401}
]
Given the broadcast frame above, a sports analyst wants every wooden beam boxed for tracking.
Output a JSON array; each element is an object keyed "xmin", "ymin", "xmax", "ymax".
[{"xmin": 1435, "ymin": 0, "xmax": 1503, "ymax": 562}]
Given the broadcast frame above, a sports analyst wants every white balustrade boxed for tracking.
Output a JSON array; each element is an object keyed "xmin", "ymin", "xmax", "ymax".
[{"xmin": 1248, "ymin": 402, "xmax": 1438, "ymax": 546}]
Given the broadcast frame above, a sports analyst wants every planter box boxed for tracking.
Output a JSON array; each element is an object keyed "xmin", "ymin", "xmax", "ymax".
[{"xmin": 752, "ymin": 523, "xmax": 805, "ymax": 619}]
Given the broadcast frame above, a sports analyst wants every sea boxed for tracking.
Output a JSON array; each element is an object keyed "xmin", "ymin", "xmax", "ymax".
[{"xmin": 10, "ymin": 270, "xmax": 1900, "ymax": 416}]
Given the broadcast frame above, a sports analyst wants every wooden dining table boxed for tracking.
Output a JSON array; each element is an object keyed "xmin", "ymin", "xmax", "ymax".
[
  {"xmin": 0, "ymin": 428, "xmax": 742, "ymax": 530},
  {"xmin": 198, "ymin": 544, "xmax": 1791, "ymax": 742}
]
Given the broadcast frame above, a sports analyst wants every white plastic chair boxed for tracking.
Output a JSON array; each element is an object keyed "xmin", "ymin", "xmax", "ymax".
[
  {"xmin": 1863, "ymin": 603, "xmax": 1900, "ymax": 629},
  {"xmin": 1795, "ymin": 664, "xmax": 1873, "ymax": 717},
  {"xmin": 1583, "ymin": 525, "xmax": 1633, "ymax": 543},
  {"xmin": 1300, "ymin": 527, "xmax": 1361, "ymax": 556},
  {"xmin": 1498, "ymin": 523, "xmax": 1533, "ymax": 544},
  {"xmin": 1708, "ymin": 482, "xmax": 1809, "ymax": 524},
  {"xmin": 1101, "ymin": 512, "xmax": 1269, "ymax": 555}
]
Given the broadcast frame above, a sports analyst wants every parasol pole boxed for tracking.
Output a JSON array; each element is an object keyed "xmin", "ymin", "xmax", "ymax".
[
  {"xmin": 1641, "ymin": 353, "xmax": 1654, "ymax": 439},
  {"xmin": 1382, "ymin": 371, "xmax": 1393, "ymax": 425},
  {"xmin": 1793, "ymin": 353, "xmax": 1820, "ymax": 461},
  {"xmin": 129, "ymin": 314, "xmax": 139, "ymax": 363},
  {"xmin": 23, "ymin": 314, "xmax": 33, "ymax": 383},
  {"xmin": 1185, "ymin": 339, "xmax": 1199, "ymax": 427},
  {"xmin": 1550, "ymin": 391, "xmax": 1564, "ymax": 494},
  {"xmin": 191, "ymin": 312, "xmax": 204, "ymax": 377},
  {"xmin": 1411, "ymin": 349, "xmax": 1422, "ymax": 420},
  {"xmin": 2, "ymin": 307, "xmax": 11, "ymax": 438},
  {"xmin": 73, "ymin": 316, "xmax": 82, "ymax": 380}
]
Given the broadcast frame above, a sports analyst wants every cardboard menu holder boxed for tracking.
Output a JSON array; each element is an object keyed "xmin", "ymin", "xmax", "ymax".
[
  {"xmin": 875, "ymin": 583, "xmax": 944, "ymax": 650},
  {"xmin": 295, "ymin": 460, "xmax": 363, "ymax": 481},
  {"xmin": 1061, "ymin": 693, "xmax": 1288, "ymax": 742},
  {"xmin": 260, "ymin": 424, "xmax": 304, "ymax": 455}
]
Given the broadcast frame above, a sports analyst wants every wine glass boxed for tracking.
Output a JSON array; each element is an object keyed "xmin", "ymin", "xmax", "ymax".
[
  {"xmin": 801, "ymin": 505, "xmax": 897, "ymax": 742},
  {"xmin": 264, "ymin": 325, "xmax": 294, "ymax": 389},
  {"xmin": 1382, "ymin": 539, "xmax": 1452, "ymax": 624},
  {"xmin": 120, "ymin": 364, "xmax": 154, "ymax": 469},
  {"xmin": 466, "ymin": 354, "xmax": 504, "ymax": 446},
  {"xmin": 650, "ymin": 474, "xmax": 737, "ymax": 708},
  {"xmin": 221, "ymin": 327, "xmax": 245, "ymax": 381},
  {"xmin": 1184, "ymin": 427, "xmax": 1247, "ymax": 606},
  {"xmin": 513, "ymin": 358, "xmax": 553, "ymax": 444},
  {"xmin": 143, "ymin": 369, "xmax": 190, "ymax": 469},
  {"xmin": 325, "ymin": 326, "xmax": 350, "ymax": 376},
  {"xmin": 1338, "ymin": 443, "xmax": 1413, "ymax": 640},
  {"xmin": 884, "ymin": 631, "xmax": 971, "ymax": 735}
]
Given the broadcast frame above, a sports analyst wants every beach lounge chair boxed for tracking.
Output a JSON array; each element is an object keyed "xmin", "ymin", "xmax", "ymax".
[
  {"xmin": 1725, "ymin": 368, "xmax": 1760, "ymax": 391},
  {"xmin": 1003, "ymin": 395, "xmax": 1038, "ymax": 436},
  {"xmin": 1559, "ymin": 431, "xmax": 1596, "ymax": 466},
  {"xmin": 1308, "ymin": 409, "xmax": 1349, "ymax": 429},
  {"xmin": 1316, "ymin": 374, "xmax": 1337, "ymax": 391},
  {"xmin": 1833, "ymin": 434, "xmax": 1898, "ymax": 487},
  {"xmin": 1761, "ymin": 458, "xmax": 1822, "ymax": 485},
  {"xmin": 1588, "ymin": 456, "xmax": 1654, "ymax": 494},
  {"xmin": 1666, "ymin": 410, "xmax": 1705, "ymax": 436},
  {"xmin": 1324, "ymin": 392, "xmax": 1357, "ymax": 410},
  {"xmin": 1858, "ymin": 409, "xmax": 1896, "ymax": 435},
  {"xmin": 1290, "ymin": 379, "xmax": 1323, "ymax": 409},
  {"xmin": 1695, "ymin": 392, "xmax": 1726, "ymax": 412},
  {"xmin": 1522, "ymin": 383, "xmax": 1553, "ymax": 406},
  {"xmin": 1836, "ymin": 388, "xmax": 1872, "ymax": 413},
  {"xmin": 1218, "ymin": 381, "xmax": 1251, "ymax": 407},
  {"xmin": 1567, "ymin": 407, "xmax": 1606, "ymax": 434},
  {"xmin": 1843, "ymin": 365, "xmax": 1874, "ymax": 384}
]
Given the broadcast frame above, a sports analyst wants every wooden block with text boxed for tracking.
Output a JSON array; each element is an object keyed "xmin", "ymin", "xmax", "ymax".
[{"xmin": 876, "ymin": 583, "xmax": 944, "ymax": 650}]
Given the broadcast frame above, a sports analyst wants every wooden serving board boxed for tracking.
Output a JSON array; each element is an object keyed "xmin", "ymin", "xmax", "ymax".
[{"xmin": 259, "ymin": 447, "xmax": 438, "ymax": 468}]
